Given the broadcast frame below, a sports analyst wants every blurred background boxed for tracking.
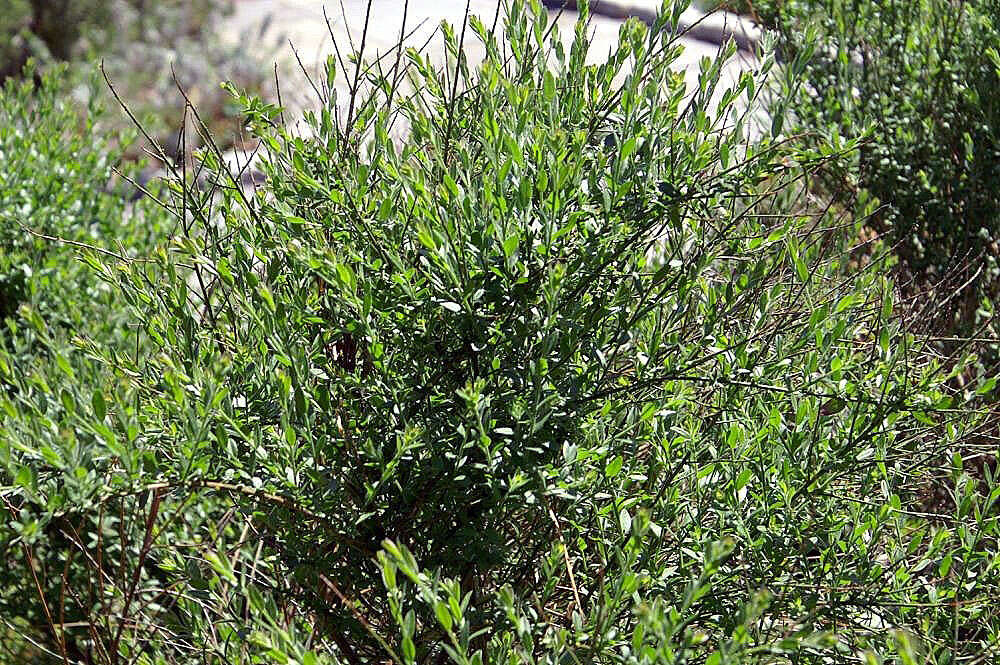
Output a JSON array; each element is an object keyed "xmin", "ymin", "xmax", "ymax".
[{"xmin": 1, "ymin": 0, "xmax": 277, "ymax": 159}]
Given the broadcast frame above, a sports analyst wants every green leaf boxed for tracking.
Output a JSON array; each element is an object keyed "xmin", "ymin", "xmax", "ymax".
[
  {"xmin": 443, "ymin": 173, "xmax": 460, "ymax": 199},
  {"xmin": 794, "ymin": 256, "xmax": 809, "ymax": 283},
  {"xmin": 835, "ymin": 294, "xmax": 854, "ymax": 313},
  {"xmin": 543, "ymin": 70, "xmax": 555, "ymax": 100},
  {"xmin": 257, "ymin": 285, "xmax": 276, "ymax": 312},
  {"xmin": 401, "ymin": 637, "xmax": 415, "ymax": 664},
  {"xmin": 771, "ymin": 104, "xmax": 785, "ymax": 137},
  {"xmin": 217, "ymin": 258, "xmax": 234, "ymax": 285},
  {"xmin": 939, "ymin": 553, "xmax": 953, "ymax": 577},
  {"xmin": 503, "ymin": 233, "xmax": 520, "ymax": 258},
  {"xmin": 92, "ymin": 389, "xmax": 107, "ymax": 421},
  {"xmin": 15, "ymin": 466, "xmax": 34, "ymax": 490},
  {"xmin": 881, "ymin": 290, "xmax": 893, "ymax": 319},
  {"xmin": 205, "ymin": 551, "xmax": 237, "ymax": 584},
  {"xmin": 976, "ymin": 377, "xmax": 997, "ymax": 396},
  {"xmin": 434, "ymin": 601, "xmax": 453, "ymax": 632},
  {"xmin": 336, "ymin": 263, "xmax": 356, "ymax": 290},
  {"xmin": 620, "ymin": 136, "xmax": 637, "ymax": 163},
  {"xmin": 605, "ymin": 455, "xmax": 623, "ymax": 477},
  {"xmin": 60, "ymin": 389, "xmax": 76, "ymax": 417}
]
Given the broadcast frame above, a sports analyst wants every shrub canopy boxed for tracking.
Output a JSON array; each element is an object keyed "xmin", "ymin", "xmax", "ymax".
[{"xmin": 1, "ymin": 1, "xmax": 998, "ymax": 663}]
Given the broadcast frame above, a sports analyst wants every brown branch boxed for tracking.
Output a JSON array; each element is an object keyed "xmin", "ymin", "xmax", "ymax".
[{"xmin": 319, "ymin": 574, "xmax": 404, "ymax": 665}]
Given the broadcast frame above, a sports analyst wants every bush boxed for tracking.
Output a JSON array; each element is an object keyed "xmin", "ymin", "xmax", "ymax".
[
  {"xmin": 0, "ymin": 64, "xmax": 160, "ymax": 348},
  {"xmin": 1, "ymin": 1, "xmax": 998, "ymax": 663},
  {"xmin": 0, "ymin": 64, "xmax": 177, "ymax": 662},
  {"xmin": 744, "ymin": 0, "xmax": 1000, "ymax": 335},
  {"xmin": 0, "ymin": 69, "xmax": 164, "ymax": 665}
]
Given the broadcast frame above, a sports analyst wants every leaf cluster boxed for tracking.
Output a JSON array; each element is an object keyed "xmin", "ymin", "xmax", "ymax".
[
  {"xmin": 0, "ymin": 1, "xmax": 998, "ymax": 664},
  {"xmin": 744, "ymin": 0, "xmax": 1000, "ymax": 338}
]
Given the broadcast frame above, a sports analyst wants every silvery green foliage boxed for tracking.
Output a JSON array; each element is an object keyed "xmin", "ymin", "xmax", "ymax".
[
  {"xmin": 1, "ymin": 1, "xmax": 997, "ymax": 663},
  {"xmin": 749, "ymin": 0, "xmax": 1000, "ymax": 337}
]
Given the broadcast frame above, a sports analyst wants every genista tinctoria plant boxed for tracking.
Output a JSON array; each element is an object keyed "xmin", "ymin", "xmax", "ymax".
[
  {"xmin": 1, "ymin": 0, "xmax": 997, "ymax": 663},
  {"xmin": 0, "ymin": 64, "xmax": 176, "ymax": 662},
  {"xmin": 739, "ymin": 0, "xmax": 1000, "ymax": 344}
]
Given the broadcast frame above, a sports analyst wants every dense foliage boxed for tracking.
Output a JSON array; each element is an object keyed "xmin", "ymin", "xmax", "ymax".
[
  {"xmin": 0, "ymin": 64, "xmax": 160, "ymax": 368},
  {"xmin": 1, "ymin": 1, "xmax": 998, "ymax": 664},
  {"xmin": 734, "ymin": 0, "xmax": 1000, "ymax": 336},
  {"xmin": 0, "ymin": 63, "xmax": 177, "ymax": 662}
]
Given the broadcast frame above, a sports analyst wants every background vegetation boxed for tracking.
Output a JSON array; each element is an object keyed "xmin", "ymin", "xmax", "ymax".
[
  {"xmin": 1, "ymin": 0, "xmax": 998, "ymax": 663},
  {"xmin": 729, "ymin": 0, "xmax": 1000, "ymax": 349},
  {"xmin": 1, "ymin": 0, "xmax": 277, "ymax": 157}
]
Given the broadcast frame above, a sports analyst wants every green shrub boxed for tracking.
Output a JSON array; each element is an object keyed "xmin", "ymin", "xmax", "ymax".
[
  {"xmin": 746, "ymin": 0, "xmax": 1000, "ymax": 334},
  {"xmin": 0, "ymin": 64, "xmax": 176, "ymax": 662},
  {"xmin": 1, "ymin": 1, "xmax": 997, "ymax": 663},
  {"xmin": 0, "ymin": 64, "xmax": 158, "ymax": 347}
]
